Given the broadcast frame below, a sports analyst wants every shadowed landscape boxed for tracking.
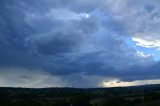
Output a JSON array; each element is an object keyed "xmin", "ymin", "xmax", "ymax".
[{"xmin": 1, "ymin": 84, "xmax": 160, "ymax": 106}]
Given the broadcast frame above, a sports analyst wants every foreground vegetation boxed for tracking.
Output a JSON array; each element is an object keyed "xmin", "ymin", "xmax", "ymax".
[{"xmin": 1, "ymin": 85, "xmax": 160, "ymax": 106}]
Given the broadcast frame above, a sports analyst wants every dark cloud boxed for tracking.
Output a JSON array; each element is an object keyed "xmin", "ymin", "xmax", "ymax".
[
  {"xmin": 0, "ymin": 0, "xmax": 160, "ymax": 87},
  {"xmin": 144, "ymin": 4, "xmax": 155, "ymax": 13}
]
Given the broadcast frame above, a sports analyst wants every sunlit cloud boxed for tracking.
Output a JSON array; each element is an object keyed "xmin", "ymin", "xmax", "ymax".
[
  {"xmin": 132, "ymin": 32, "xmax": 160, "ymax": 49},
  {"xmin": 102, "ymin": 79, "xmax": 160, "ymax": 87},
  {"xmin": 47, "ymin": 8, "xmax": 90, "ymax": 21}
]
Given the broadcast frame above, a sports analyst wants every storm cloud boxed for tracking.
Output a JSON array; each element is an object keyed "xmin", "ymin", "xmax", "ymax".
[{"xmin": 0, "ymin": 0, "xmax": 160, "ymax": 87}]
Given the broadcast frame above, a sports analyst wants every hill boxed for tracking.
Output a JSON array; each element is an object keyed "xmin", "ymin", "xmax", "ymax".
[{"xmin": 1, "ymin": 84, "xmax": 160, "ymax": 106}]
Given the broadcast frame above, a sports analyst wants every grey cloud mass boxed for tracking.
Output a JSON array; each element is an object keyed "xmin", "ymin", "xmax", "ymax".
[{"xmin": 0, "ymin": 0, "xmax": 160, "ymax": 87}]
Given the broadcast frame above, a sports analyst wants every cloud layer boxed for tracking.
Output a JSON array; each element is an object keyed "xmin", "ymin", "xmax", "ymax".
[{"xmin": 0, "ymin": 0, "xmax": 160, "ymax": 87}]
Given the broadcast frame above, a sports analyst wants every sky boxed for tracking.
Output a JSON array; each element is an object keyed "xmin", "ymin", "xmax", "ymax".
[{"xmin": 0, "ymin": 0, "xmax": 160, "ymax": 88}]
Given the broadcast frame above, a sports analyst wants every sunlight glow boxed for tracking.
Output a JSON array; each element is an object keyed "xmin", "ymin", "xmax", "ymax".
[{"xmin": 102, "ymin": 79, "xmax": 160, "ymax": 87}]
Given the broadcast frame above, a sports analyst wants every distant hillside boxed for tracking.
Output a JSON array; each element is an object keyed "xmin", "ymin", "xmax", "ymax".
[{"xmin": 1, "ymin": 84, "xmax": 160, "ymax": 106}]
